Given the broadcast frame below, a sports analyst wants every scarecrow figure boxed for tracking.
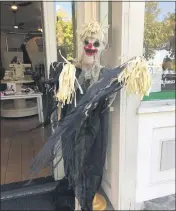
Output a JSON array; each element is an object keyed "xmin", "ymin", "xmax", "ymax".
[{"xmin": 30, "ymin": 20, "xmax": 151, "ymax": 211}]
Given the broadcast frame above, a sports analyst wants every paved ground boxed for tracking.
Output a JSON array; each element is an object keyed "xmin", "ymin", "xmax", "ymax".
[{"xmin": 143, "ymin": 195, "xmax": 175, "ymax": 210}]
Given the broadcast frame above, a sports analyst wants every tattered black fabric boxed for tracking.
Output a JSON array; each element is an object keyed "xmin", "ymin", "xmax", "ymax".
[{"xmin": 30, "ymin": 62, "xmax": 126, "ymax": 210}]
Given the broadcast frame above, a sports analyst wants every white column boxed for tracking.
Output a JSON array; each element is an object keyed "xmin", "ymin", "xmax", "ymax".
[
  {"xmin": 41, "ymin": 1, "xmax": 65, "ymax": 180},
  {"xmin": 42, "ymin": 1, "xmax": 57, "ymax": 78},
  {"xmin": 100, "ymin": 1, "xmax": 145, "ymax": 210},
  {"xmin": 118, "ymin": 1, "xmax": 145, "ymax": 210},
  {"xmin": 100, "ymin": 2, "xmax": 129, "ymax": 209}
]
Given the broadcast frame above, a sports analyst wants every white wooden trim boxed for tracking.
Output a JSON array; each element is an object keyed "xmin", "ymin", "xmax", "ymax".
[
  {"xmin": 116, "ymin": 1, "xmax": 146, "ymax": 210},
  {"xmin": 41, "ymin": 1, "xmax": 65, "ymax": 180},
  {"xmin": 99, "ymin": 2, "xmax": 124, "ymax": 209},
  {"xmin": 99, "ymin": 1, "xmax": 145, "ymax": 210},
  {"xmin": 136, "ymin": 111, "xmax": 175, "ymax": 202},
  {"xmin": 138, "ymin": 100, "xmax": 175, "ymax": 114},
  {"xmin": 101, "ymin": 179, "xmax": 112, "ymax": 201},
  {"xmin": 42, "ymin": 1, "xmax": 57, "ymax": 78}
]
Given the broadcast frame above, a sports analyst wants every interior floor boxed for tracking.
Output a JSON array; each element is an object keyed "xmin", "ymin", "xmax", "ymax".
[{"xmin": 1, "ymin": 115, "xmax": 51, "ymax": 185}]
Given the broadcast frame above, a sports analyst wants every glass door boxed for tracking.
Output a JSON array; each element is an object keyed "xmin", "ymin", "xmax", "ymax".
[{"xmin": 0, "ymin": 1, "xmax": 51, "ymax": 185}]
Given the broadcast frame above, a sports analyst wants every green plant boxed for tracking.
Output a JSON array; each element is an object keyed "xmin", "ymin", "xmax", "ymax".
[
  {"xmin": 56, "ymin": 11, "xmax": 73, "ymax": 59},
  {"xmin": 144, "ymin": 2, "xmax": 176, "ymax": 60}
]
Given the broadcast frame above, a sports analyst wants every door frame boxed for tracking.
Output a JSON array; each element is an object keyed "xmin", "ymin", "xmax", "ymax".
[
  {"xmin": 100, "ymin": 1, "xmax": 146, "ymax": 210},
  {"xmin": 41, "ymin": 1, "xmax": 146, "ymax": 210},
  {"xmin": 41, "ymin": 1, "xmax": 57, "ymax": 79}
]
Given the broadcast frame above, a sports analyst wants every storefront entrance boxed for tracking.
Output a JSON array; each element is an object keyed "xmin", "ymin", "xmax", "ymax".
[{"xmin": 0, "ymin": 1, "xmax": 51, "ymax": 185}]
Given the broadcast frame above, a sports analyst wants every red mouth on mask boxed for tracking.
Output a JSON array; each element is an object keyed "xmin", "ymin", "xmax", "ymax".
[
  {"xmin": 84, "ymin": 41, "xmax": 98, "ymax": 56},
  {"xmin": 84, "ymin": 46, "xmax": 98, "ymax": 56}
]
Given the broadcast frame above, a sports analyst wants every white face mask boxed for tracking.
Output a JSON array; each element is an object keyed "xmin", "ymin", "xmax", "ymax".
[{"xmin": 80, "ymin": 37, "xmax": 106, "ymax": 65}]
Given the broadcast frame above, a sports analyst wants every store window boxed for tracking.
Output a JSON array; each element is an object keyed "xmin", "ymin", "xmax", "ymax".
[
  {"xmin": 143, "ymin": 1, "xmax": 175, "ymax": 101},
  {"xmin": 54, "ymin": 1, "xmax": 76, "ymax": 61}
]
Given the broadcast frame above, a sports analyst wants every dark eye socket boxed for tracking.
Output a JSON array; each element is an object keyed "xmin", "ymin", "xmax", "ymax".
[
  {"xmin": 93, "ymin": 41, "xmax": 100, "ymax": 47},
  {"xmin": 84, "ymin": 40, "xmax": 89, "ymax": 45}
]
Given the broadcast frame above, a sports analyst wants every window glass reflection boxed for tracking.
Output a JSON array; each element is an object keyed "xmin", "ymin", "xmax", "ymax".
[
  {"xmin": 55, "ymin": 2, "xmax": 74, "ymax": 61},
  {"xmin": 143, "ymin": 1, "xmax": 175, "ymax": 93}
]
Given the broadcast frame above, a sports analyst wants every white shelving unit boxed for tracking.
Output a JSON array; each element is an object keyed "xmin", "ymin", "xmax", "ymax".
[
  {"xmin": 1, "ymin": 80, "xmax": 40, "ymax": 118},
  {"xmin": 1, "ymin": 92, "xmax": 44, "ymax": 122}
]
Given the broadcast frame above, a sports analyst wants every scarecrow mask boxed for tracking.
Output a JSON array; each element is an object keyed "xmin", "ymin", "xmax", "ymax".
[
  {"xmin": 79, "ymin": 21, "xmax": 108, "ymax": 65},
  {"xmin": 83, "ymin": 38, "xmax": 105, "ymax": 57}
]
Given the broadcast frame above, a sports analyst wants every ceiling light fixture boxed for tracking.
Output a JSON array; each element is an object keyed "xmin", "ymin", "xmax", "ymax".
[
  {"xmin": 14, "ymin": 25, "xmax": 18, "ymax": 29},
  {"xmin": 11, "ymin": 4, "xmax": 18, "ymax": 11}
]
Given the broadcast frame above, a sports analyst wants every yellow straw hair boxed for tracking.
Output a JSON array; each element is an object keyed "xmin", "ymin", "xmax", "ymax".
[
  {"xmin": 79, "ymin": 20, "xmax": 108, "ymax": 42},
  {"xmin": 117, "ymin": 57, "xmax": 152, "ymax": 97},
  {"xmin": 56, "ymin": 63, "xmax": 76, "ymax": 106},
  {"xmin": 56, "ymin": 51, "xmax": 83, "ymax": 107}
]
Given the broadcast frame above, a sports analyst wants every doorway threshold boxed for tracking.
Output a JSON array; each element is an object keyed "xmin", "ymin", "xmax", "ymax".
[{"xmin": 1, "ymin": 176, "xmax": 58, "ymax": 201}]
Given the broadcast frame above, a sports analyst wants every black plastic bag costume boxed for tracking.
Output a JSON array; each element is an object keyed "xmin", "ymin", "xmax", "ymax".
[{"xmin": 30, "ymin": 61, "xmax": 127, "ymax": 210}]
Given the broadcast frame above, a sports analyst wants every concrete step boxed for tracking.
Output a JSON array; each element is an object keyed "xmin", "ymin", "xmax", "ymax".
[{"xmin": 143, "ymin": 195, "xmax": 175, "ymax": 210}]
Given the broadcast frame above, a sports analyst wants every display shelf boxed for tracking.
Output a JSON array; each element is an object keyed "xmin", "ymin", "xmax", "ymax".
[
  {"xmin": 0, "ymin": 79, "xmax": 37, "ymax": 118},
  {"xmin": 1, "ymin": 100, "xmax": 38, "ymax": 118},
  {"xmin": 0, "ymin": 92, "xmax": 44, "ymax": 122}
]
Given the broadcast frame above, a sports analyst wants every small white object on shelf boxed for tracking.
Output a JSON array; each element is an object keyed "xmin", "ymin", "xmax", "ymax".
[
  {"xmin": 1, "ymin": 63, "xmax": 41, "ymax": 120},
  {"xmin": 4, "ymin": 90, "xmax": 15, "ymax": 96},
  {"xmin": 9, "ymin": 63, "xmax": 31, "ymax": 78}
]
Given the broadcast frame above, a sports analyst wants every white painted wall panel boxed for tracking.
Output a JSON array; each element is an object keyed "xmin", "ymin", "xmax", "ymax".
[{"xmin": 136, "ymin": 103, "xmax": 175, "ymax": 202}]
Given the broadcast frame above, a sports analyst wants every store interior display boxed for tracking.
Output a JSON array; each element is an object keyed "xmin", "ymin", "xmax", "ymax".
[{"xmin": 0, "ymin": 2, "xmax": 51, "ymax": 189}]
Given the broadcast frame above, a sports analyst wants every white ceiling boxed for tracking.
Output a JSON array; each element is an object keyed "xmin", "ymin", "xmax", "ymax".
[{"xmin": 0, "ymin": 1, "xmax": 42, "ymax": 33}]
